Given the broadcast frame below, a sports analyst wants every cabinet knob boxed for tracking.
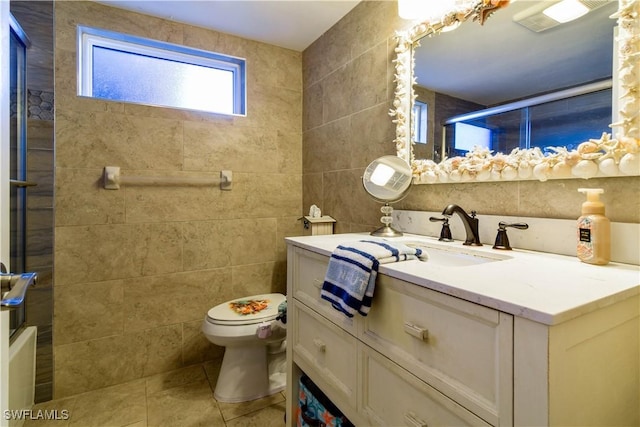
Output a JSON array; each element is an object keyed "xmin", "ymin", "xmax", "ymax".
[
  {"xmin": 403, "ymin": 322, "xmax": 429, "ymax": 341},
  {"xmin": 313, "ymin": 338, "xmax": 326, "ymax": 352},
  {"xmin": 404, "ymin": 412, "xmax": 428, "ymax": 427},
  {"xmin": 312, "ymin": 279, "xmax": 323, "ymax": 289}
]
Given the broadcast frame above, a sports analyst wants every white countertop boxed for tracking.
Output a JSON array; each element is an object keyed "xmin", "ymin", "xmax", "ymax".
[{"xmin": 286, "ymin": 233, "xmax": 640, "ymax": 325}]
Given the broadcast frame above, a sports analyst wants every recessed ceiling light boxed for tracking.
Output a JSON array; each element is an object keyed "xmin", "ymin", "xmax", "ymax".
[{"xmin": 543, "ymin": 0, "xmax": 589, "ymax": 23}]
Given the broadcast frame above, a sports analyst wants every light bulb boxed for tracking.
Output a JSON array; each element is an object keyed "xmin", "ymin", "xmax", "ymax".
[
  {"xmin": 543, "ymin": 0, "xmax": 589, "ymax": 23},
  {"xmin": 370, "ymin": 163, "xmax": 395, "ymax": 186}
]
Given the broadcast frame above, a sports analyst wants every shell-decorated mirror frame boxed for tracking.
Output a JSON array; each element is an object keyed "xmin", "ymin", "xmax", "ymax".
[{"xmin": 392, "ymin": 0, "xmax": 640, "ymax": 184}]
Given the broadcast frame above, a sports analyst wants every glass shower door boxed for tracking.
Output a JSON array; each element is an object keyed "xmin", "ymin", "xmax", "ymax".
[{"xmin": 8, "ymin": 14, "xmax": 31, "ymax": 339}]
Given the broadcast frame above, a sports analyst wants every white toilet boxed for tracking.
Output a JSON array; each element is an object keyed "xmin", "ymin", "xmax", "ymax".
[{"xmin": 201, "ymin": 293, "xmax": 287, "ymax": 403}]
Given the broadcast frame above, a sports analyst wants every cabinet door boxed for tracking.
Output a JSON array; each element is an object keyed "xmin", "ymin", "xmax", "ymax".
[
  {"xmin": 360, "ymin": 345, "xmax": 492, "ymax": 427},
  {"xmin": 291, "ymin": 301, "xmax": 358, "ymax": 409},
  {"xmin": 360, "ymin": 274, "xmax": 513, "ymax": 426},
  {"xmin": 289, "ymin": 246, "xmax": 356, "ymax": 334}
]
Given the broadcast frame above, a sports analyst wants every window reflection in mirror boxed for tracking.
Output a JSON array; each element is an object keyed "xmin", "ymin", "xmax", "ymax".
[{"xmin": 438, "ymin": 84, "xmax": 612, "ymax": 162}]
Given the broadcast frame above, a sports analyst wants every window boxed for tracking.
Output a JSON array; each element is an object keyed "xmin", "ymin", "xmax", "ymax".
[
  {"xmin": 412, "ymin": 100, "xmax": 427, "ymax": 144},
  {"xmin": 77, "ymin": 26, "xmax": 246, "ymax": 115}
]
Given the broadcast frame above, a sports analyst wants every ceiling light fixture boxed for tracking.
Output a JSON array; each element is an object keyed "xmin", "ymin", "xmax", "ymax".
[{"xmin": 543, "ymin": 0, "xmax": 589, "ymax": 23}]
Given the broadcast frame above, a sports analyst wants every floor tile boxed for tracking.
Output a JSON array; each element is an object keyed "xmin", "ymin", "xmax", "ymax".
[
  {"xmin": 218, "ymin": 392, "xmax": 285, "ymax": 421},
  {"xmin": 224, "ymin": 401, "xmax": 286, "ymax": 427},
  {"xmin": 145, "ymin": 365, "xmax": 206, "ymax": 395},
  {"xmin": 68, "ymin": 380, "xmax": 146, "ymax": 427},
  {"xmin": 146, "ymin": 380, "xmax": 224, "ymax": 427},
  {"xmin": 25, "ymin": 363, "xmax": 287, "ymax": 427}
]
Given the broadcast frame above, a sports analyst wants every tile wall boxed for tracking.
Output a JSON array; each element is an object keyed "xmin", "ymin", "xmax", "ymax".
[
  {"xmin": 54, "ymin": 1, "xmax": 302, "ymax": 398},
  {"xmin": 302, "ymin": 0, "xmax": 640, "ymax": 233}
]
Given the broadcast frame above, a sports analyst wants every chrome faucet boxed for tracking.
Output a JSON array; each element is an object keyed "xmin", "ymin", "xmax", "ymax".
[{"xmin": 441, "ymin": 204, "xmax": 482, "ymax": 246}]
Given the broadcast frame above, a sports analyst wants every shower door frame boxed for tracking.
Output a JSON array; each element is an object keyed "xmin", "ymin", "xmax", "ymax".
[{"xmin": 1, "ymin": 1, "xmax": 13, "ymax": 425}]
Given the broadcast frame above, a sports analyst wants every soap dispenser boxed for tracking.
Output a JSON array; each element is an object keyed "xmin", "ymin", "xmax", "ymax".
[{"xmin": 577, "ymin": 188, "xmax": 610, "ymax": 265}]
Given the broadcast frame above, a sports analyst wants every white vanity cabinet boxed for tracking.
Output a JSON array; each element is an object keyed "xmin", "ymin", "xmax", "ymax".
[
  {"xmin": 285, "ymin": 239, "xmax": 640, "ymax": 427},
  {"xmin": 286, "ymin": 245, "xmax": 512, "ymax": 426}
]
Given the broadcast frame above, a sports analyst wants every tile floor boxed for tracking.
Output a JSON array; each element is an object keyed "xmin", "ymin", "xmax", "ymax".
[{"xmin": 22, "ymin": 361, "xmax": 286, "ymax": 427}]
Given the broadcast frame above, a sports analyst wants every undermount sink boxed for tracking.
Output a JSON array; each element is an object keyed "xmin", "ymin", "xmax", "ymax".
[{"xmin": 396, "ymin": 239, "xmax": 510, "ymax": 267}]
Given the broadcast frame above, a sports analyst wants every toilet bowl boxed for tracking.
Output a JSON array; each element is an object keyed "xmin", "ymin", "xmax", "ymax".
[{"xmin": 202, "ymin": 293, "xmax": 286, "ymax": 403}]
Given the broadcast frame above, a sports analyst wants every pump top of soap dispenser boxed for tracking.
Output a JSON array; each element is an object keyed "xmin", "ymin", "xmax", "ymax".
[{"xmin": 578, "ymin": 188, "xmax": 605, "ymax": 215}]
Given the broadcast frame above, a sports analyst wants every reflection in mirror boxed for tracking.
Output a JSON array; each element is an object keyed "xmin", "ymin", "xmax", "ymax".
[
  {"xmin": 362, "ymin": 156, "xmax": 412, "ymax": 237},
  {"xmin": 392, "ymin": 0, "xmax": 640, "ymax": 184}
]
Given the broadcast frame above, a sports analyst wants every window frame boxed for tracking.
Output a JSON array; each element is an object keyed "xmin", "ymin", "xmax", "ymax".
[
  {"xmin": 77, "ymin": 25, "xmax": 246, "ymax": 116},
  {"xmin": 412, "ymin": 100, "xmax": 428, "ymax": 144}
]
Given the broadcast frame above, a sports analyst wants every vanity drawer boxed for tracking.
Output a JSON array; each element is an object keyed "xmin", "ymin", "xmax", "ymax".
[
  {"xmin": 360, "ymin": 345, "xmax": 491, "ymax": 427},
  {"xmin": 291, "ymin": 300, "xmax": 358, "ymax": 409},
  {"xmin": 290, "ymin": 246, "xmax": 355, "ymax": 334},
  {"xmin": 360, "ymin": 274, "xmax": 513, "ymax": 425}
]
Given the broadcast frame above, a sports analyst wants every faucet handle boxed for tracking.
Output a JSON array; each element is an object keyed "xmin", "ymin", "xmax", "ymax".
[
  {"xmin": 493, "ymin": 222, "xmax": 529, "ymax": 250},
  {"xmin": 499, "ymin": 221, "xmax": 529, "ymax": 230},
  {"xmin": 429, "ymin": 217, "xmax": 453, "ymax": 242}
]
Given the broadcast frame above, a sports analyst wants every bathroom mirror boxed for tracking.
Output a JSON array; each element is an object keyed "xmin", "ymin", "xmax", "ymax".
[
  {"xmin": 392, "ymin": 0, "xmax": 640, "ymax": 184},
  {"xmin": 362, "ymin": 155, "xmax": 412, "ymax": 237}
]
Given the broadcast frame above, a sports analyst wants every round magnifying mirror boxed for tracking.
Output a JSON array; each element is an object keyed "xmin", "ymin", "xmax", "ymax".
[{"xmin": 362, "ymin": 155, "xmax": 413, "ymax": 237}]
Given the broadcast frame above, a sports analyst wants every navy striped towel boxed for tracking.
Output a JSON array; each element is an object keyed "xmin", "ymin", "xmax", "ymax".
[{"xmin": 321, "ymin": 239, "xmax": 426, "ymax": 318}]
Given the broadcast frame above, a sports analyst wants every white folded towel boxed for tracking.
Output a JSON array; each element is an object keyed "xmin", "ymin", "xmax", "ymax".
[{"xmin": 320, "ymin": 239, "xmax": 425, "ymax": 318}]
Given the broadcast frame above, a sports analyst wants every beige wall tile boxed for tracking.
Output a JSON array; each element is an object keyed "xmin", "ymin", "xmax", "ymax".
[
  {"xmin": 348, "ymin": 41, "xmax": 388, "ymax": 113},
  {"xmin": 228, "ymin": 218, "xmax": 277, "ymax": 265},
  {"xmin": 303, "ymin": 81, "xmax": 323, "ymax": 131},
  {"xmin": 226, "ymin": 173, "xmax": 302, "ymax": 219},
  {"xmin": 182, "ymin": 321, "xmax": 222, "ymax": 366},
  {"xmin": 142, "ymin": 324, "xmax": 184, "ymax": 377},
  {"xmin": 276, "ymin": 216, "xmax": 307, "ymax": 260},
  {"xmin": 55, "ymin": 334, "xmax": 146, "ymax": 397},
  {"xmin": 247, "ymin": 85, "xmax": 302, "ymax": 131},
  {"xmin": 55, "ymin": 327, "xmax": 185, "ymax": 397},
  {"xmin": 55, "ymin": 223, "xmax": 182, "ymax": 286},
  {"xmin": 183, "ymin": 220, "xmax": 234, "ymax": 271},
  {"xmin": 55, "ymin": 168, "xmax": 125, "ymax": 226},
  {"xmin": 123, "ymin": 269, "xmax": 230, "ymax": 332},
  {"xmin": 302, "ymin": 173, "xmax": 324, "ymax": 218},
  {"xmin": 322, "ymin": 65, "xmax": 352, "ymax": 123},
  {"xmin": 303, "ymin": 118, "xmax": 352, "ymax": 173},
  {"xmin": 303, "ymin": 25, "xmax": 351, "ymax": 89},
  {"xmin": 183, "ymin": 121, "xmax": 279, "ymax": 173},
  {"xmin": 230, "ymin": 262, "xmax": 286, "ymax": 297},
  {"xmin": 56, "ymin": 110, "xmax": 183, "ymax": 170},
  {"xmin": 400, "ymin": 180, "xmax": 521, "ymax": 217},
  {"xmin": 350, "ymin": 103, "xmax": 397, "ymax": 168},
  {"xmin": 55, "ymin": 1, "xmax": 184, "ymax": 54},
  {"xmin": 123, "ymin": 180, "xmax": 230, "ymax": 223},
  {"xmin": 54, "ymin": 280, "xmax": 124, "ymax": 345},
  {"xmin": 277, "ymin": 130, "xmax": 303, "ymax": 174}
]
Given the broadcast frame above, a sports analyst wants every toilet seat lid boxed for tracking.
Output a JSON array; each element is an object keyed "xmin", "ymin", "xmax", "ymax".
[{"xmin": 207, "ymin": 293, "xmax": 285, "ymax": 325}]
